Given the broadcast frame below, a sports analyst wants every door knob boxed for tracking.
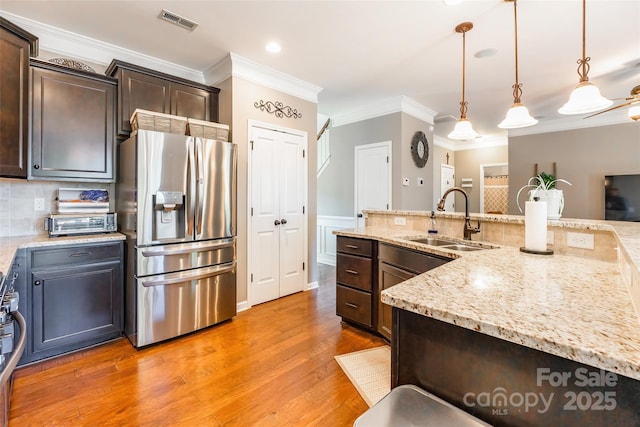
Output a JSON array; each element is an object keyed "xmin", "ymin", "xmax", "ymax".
[
  {"xmin": 281, "ymin": 219, "xmax": 287, "ymax": 225},
  {"xmin": 274, "ymin": 219, "xmax": 281, "ymax": 226},
  {"xmin": 34, "ymin": 280, "xmax": 41, "ymax": 286},
  {"xmin": 357, "ymin": 213, "xmax": 363, "ymax": 218}
]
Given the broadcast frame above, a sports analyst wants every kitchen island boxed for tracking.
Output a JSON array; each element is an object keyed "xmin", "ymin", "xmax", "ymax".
[{"xmin": 335, "ymin": 212, "xmax": 640, "ymax": 426}]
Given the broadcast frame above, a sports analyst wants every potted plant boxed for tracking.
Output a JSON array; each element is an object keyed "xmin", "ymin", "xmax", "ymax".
[{"xmin": 516, "ymin": 172, "xmax": 572, "ymax": 220}]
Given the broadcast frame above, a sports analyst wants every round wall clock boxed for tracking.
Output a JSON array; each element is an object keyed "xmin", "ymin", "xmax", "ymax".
[{"xmin": 410, "ymin": 131, "xmax": 429, "ymax": 168}]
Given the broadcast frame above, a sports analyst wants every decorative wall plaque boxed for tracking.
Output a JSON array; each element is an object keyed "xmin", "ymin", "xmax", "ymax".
[{"xmin": 254, "ymin": 100, "xmax": 302, "ymax": 119}]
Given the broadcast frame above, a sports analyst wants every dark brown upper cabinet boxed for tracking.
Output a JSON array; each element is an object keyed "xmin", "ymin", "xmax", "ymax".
[
  {"xmin": 106, "ymin": 60, "xmax": 220, "ymax": 137},
  {"xmin": 0, "ymin": 18, "xmax": 38, "ymax": 179},
  {"xmin": 30, "ymin": 59, "xmax": 117, "ymax": 182}
]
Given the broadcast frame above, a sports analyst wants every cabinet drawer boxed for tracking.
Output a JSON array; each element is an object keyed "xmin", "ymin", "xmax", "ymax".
[
  {"xmin": 337, "ymin": 236, "xmax": 372, "ymax": 257},
  {"xmin": 336, "ymin": 254, "xmax": 372, "ymax": 291},
  {"xmin": 336, "ymin": 285, "xmax": 372, "ymax": 327},
  {"xmin": 31, "ymin": 243, "xmax": 122, "ymax": 269}
]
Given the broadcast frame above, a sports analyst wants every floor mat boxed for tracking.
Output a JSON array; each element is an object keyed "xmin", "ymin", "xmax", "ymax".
[{"xmin": 335, "ymin": 346, "xmax": 391, "ymax": 407}]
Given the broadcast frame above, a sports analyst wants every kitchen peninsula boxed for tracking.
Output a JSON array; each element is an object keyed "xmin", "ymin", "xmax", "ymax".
[{"xmin": 335, "ymin": 210, "xmax": 640, "ymax": 426}]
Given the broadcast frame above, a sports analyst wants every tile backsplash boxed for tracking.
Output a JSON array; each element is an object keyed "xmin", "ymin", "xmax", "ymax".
[{"xmin": 0, "ymin": 178, "xmax": 115, "ymax": 237}]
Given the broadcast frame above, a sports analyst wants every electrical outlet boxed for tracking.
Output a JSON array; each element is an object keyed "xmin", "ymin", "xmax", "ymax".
[
  {"xmin": 34, "ymin": 198, "xmax": 45, "ymax": 211},
  {"xmin": 394, "ymin": 216, "xmax": 407, "ymax": 225},
  {"xmin": 567, "ymin": 232, "xmax": 594, "ymax": 250}
]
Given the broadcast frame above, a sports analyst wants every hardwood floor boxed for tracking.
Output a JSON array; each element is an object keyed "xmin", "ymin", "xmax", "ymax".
[{"xmin": 9, "ymin": 264, "xmax": 386, "ymax": 426}]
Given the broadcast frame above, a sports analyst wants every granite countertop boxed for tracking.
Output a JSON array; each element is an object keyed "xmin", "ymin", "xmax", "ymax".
[
  {"xmin": 335, "ymin": 225, "xmax": 640, "ymax": 381},
  {"xmin": 0, "ymin": 233, "xmax": 126, "ymax": 274}
]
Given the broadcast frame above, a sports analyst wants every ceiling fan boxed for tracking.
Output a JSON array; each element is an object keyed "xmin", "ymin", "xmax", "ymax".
[{"xmin": 585, "ymin": 84, "xmax": 640, "ymax": 121}]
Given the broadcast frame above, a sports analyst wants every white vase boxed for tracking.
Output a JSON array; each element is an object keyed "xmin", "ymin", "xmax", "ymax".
[{"xmin": 530, "ymin": 189, "xmax": 564, "ymax": 220}]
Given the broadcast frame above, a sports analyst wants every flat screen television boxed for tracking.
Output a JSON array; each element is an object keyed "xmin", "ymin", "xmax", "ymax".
[{"xmin": 604, "ymin": 174, "xmax": 640, "ymax": 221}]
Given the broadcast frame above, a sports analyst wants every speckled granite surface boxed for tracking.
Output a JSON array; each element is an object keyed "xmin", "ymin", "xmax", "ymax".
[
  {"xmin": 0, "ymin": 233, "xmax": 126, "ymax": 274},
  {"xmin": 335, "ymin": 225, "xmax": 640, "ymax": 381}
]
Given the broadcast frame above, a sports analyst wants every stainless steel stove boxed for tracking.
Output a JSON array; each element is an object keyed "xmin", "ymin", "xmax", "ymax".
[{"xmin": 0, "ymin": 259, "xmax": 26, "ymax": 427}]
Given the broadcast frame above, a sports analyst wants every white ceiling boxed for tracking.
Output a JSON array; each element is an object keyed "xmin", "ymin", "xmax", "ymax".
[{"xmin": 1, "ymin": 0, "xmax": 639, "ymax": 146}]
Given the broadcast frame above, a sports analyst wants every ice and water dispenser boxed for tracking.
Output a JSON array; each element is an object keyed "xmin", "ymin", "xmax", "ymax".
[{"xmin": 152, "ymin": 191, "xmax": 185, "ymax": 240}]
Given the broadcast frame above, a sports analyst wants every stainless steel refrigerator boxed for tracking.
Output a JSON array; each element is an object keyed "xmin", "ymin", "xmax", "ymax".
[{"xmin": 116, "ymin": 129, "xmax": 237, "ymax": 347}]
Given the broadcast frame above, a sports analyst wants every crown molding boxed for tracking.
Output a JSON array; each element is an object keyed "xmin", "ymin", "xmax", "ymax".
[
  {"xmin": 1, "ymin": 11, "xmax": 204, "ymax": 83},
  {"xmin": 507, "ymin": 109, "xmax": 631, "ymax": 137},
  {"xmin": 433, "ymin": 135, "xmax": 457, "ymax": 151},
  {"xmin": 205, "ymin": 53, "xmax": 322, "ymax": 103},
  {"xmin": 332, "ymin": 96, "xmax": 437, "ymax": 127}
]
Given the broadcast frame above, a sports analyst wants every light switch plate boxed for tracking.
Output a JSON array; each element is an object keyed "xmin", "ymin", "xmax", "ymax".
[{"xmin": 567, "ymin": 232, "xmax": 594, "ymax": 249}]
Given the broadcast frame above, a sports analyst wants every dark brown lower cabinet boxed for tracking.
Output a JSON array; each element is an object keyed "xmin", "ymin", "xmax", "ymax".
[
  {"xmin": 336, "ymin": 236, "xmax": 377, "ymax": 331},
  {"xmin": 393, "ymin": 308, "xmax": 640, "ymax": 427},
  {"xmin": 378, "ymin": 243, "xmax": 451, "ymax": 340},
  {"xmin": 19, "ymin": 241, "xmax": 123, "ymax": 365}
]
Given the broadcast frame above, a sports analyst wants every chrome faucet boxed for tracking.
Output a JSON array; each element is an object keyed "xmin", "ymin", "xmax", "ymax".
[{"xmin": 437, "ymin": 187, "xmax": 480, "ymax": 240}]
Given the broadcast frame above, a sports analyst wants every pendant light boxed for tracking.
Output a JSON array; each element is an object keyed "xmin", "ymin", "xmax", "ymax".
[
  {"xmin": 448, "ymin": 22, "xmax": 479, "ymax": 140},
  {"xmin": 558, "ymin": 0, "xmax": 612, "ymax": 115},
  {"xmin": 498, "ymin": 0, "xmax": 538, "ymax": 129}
]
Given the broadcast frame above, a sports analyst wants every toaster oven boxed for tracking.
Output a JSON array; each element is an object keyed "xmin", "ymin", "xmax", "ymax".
[{"xmin": 45, "ymin": 213, "xmax": 117, "ymax": 237}]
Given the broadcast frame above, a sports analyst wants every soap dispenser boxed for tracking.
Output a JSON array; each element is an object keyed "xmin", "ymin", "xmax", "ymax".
[{"xmin": 428, "ymin": 211, "xmax": 438, "ymax": 234}]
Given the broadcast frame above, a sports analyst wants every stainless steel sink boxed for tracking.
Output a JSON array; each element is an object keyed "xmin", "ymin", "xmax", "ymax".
[
  {"xmin": 408, "ymin": 237, "xmax": 457, "ymax": 246},
  {"xmin": 405, "ymin": 236, "xmax": 495, "ymax": 251},
  {"xmin": 440, "ymin": 244, "xmax": 484, "ymax": 252}
]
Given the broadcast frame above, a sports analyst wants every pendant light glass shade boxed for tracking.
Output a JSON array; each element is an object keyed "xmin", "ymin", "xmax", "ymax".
[
  {"xmin": 629, "ymin": 105, "xmax": 640, "ymax": 121},
  {"xmin": 499, "ymin": 0, "xmax": 537, "ymax": 129},
  {"xmin": 558, "ymin": 0, "xmax": 612, "ymax": 115},
  {"xmin": 449, "ymin": 22, "xmax": 479, "ymax": 141},
  {"xmin": 499, "ymin": 103, "xmax": 538, "ymax": 129},
  {"xmin": 558, "ymin": 81, "xmax": 613, "ymax": 115},
  {"xmin": 448, "ymin": 118, "xmax": 479, "ymax": 139}
]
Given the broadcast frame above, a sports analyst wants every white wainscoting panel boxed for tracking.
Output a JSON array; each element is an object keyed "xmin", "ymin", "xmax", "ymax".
[{"xmin": 317, "ymin": 215, "xmax": 355, "ymax": 266}]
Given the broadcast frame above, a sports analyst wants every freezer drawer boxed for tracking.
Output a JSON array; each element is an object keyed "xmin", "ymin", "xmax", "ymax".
[
  {"xmin": 136, "ymin": 238, "xmax": 235, "ymax": 276},
  {"xmin": 130, "ymin": 261, "xmax": 236, "ymax": 347}
]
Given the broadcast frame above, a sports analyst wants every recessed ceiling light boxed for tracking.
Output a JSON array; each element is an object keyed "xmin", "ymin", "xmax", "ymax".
[{"xmin": 265, "ymin": 41, "xmax": 281, "ymax": 53}]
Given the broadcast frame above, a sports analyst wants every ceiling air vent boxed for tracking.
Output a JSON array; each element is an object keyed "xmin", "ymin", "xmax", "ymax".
[{"xmin": 158, "ymin": 9, "xmax": 198, "ymax": 31}]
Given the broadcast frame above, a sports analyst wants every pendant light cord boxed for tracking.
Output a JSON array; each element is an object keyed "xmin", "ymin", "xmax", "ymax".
[
  {"xmin": 511, "ymin": 0, "xmax": 523, "ymax": 103},
  {"xmin": 459, "ymin": 25, "xmax": 469, "ymax": 119},
  {"xmin": 454, "ymin": 22, "xmax": 473, "ymax": 122},
  {"xmin": 577, "ymin": 0, "xmax": 591, "ymax": 83}
]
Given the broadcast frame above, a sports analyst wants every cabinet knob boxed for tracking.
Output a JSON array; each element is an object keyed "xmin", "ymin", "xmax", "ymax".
[
  {"xmin": 281, "ymin": 219, "xmax": 287, "ymax": 225},
  {"xmin": 33, "ymin": 164, "xmax": 40, "ymax": 170},
  {"xmin": 274, "ymin": 219, "xmax": 281, "ymax": 226},
  {"xmin": 34, "ymin": 280, "xmax": 41, "ymax": 286}
]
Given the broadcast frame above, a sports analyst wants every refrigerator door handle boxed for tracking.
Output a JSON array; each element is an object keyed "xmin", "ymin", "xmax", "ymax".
[
  {"xmin": 186, "ymin": 137, "xmax": 196, "ymax": 236},
  {"xmin": 196, "ymin": 138, "xmax": 205, "ymax": 235},
  {"xmin": 141, "ymin": 240, "xmax": 235, "ymax": 257},
  {"xmin": 141, "ymin": 262, "xmax": 235, "ymax": 287}
]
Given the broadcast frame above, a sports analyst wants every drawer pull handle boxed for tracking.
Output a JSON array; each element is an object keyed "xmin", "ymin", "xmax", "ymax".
[
  {"xmin": 345, "ymin": 244, "xmax": 359, "ymax": 249},
  {"xmin": 345, "ymin": 302, "xmax": 359, "ymax": 309},
  {"xmin": 70, "ymin": 252, "xmax": 90, "ymax": 257},
  {"xmin": 345, "ymin": 269, "xmax": 359, "ymax": 275}
]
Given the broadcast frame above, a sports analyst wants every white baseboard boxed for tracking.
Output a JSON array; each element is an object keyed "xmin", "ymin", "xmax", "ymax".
[
  {"xmin": 306, "ymin": 281, "xmax": 319, "ymax": 291},
  {"xmin": 237, "ymin": 300, "xmax": 251, "ymax": 313}
]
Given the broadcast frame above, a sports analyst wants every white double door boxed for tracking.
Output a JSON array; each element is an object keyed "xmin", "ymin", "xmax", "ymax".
[{"xmin": 250, "ymin": 124, "xmax": 307, "ymax": 306}]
